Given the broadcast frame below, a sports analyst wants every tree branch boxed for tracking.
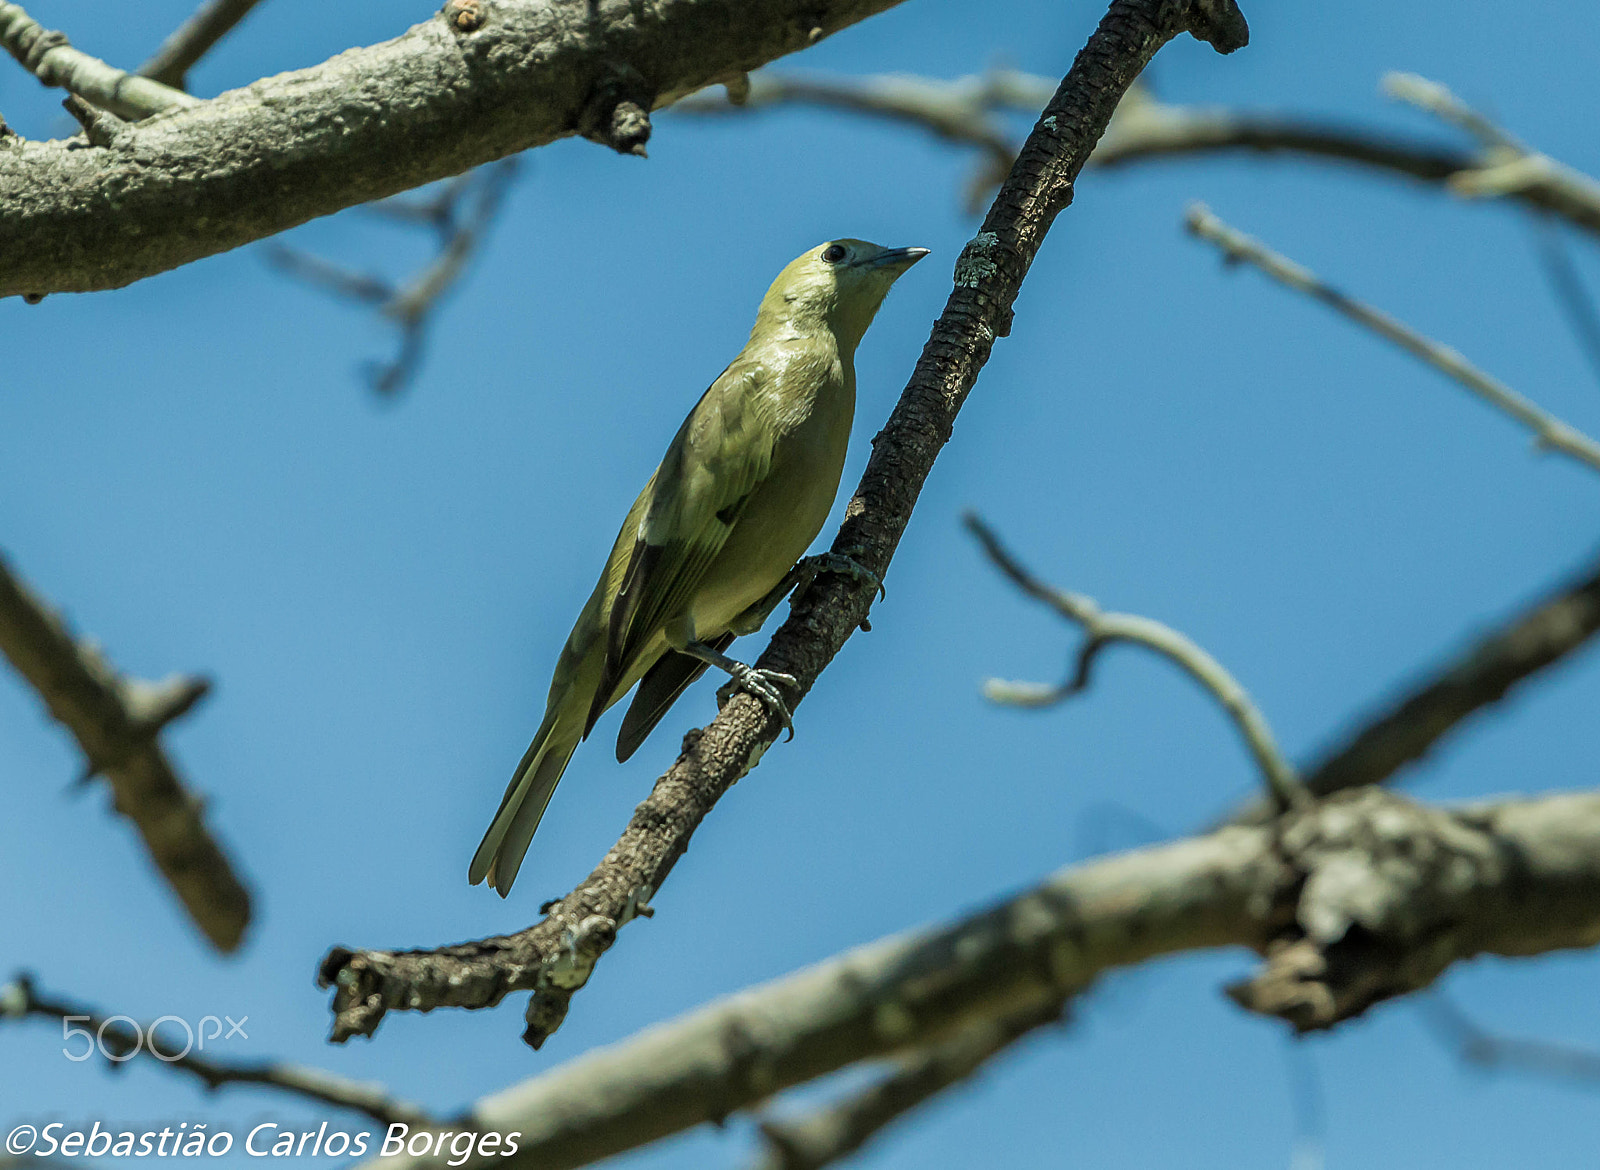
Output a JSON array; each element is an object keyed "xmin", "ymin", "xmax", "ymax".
[
  {"xmin": 0, "ymin": 0, "xmax": 912, "ymax": 299},
  {"xmin": 355, "ymin": 787, "xmax": 1600, "ymax": 1170},
  {"xmin": 0, "ymin": 1, "xmax": 197, "ymax": 120},
  {"xmin": 138, "ymin": 0, "xmax": 268, "ymax": 90},
  {"xmin": 965, "ymin": 512, "xmax": 1305, "ymax": 811},
  {"xmin": 1414, "ymin": 992, "xmax": 1600, "ymax": 1086},
  {"xmin": 1186, "ymin": 203, "xmax": 1600, "ymax": 476},
  {"xmin": 1218, "ymin": 544, "xmax": 1600, "ymax": 828},
  {"xmin": 318, "ymin": 0, "xmax": 1252, "ymax": 1048},
  {"xmin": 0, "ymin": 975, "xmax": 432, "ymax": 1128},
  {"xmin": 676, "ymin": 68, "xmax": 1600, "ymax": 240},
  {"xmin": 266, "ymin": 157, "xmax": 520, "ymax": 395},
  {"xmin": 0, "ymin": 550, "xmax": 251, "ymax": 952}
]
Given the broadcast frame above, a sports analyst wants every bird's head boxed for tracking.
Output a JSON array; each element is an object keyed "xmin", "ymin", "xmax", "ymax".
[{"xmin": 755, "ymin": 239, "xmax": 930, "ymax": 354}]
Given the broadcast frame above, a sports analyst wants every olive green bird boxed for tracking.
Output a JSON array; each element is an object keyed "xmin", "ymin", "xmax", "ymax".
[{"xmin": 470, "ymin": 239, "xmax": 928, "ymax": 896}]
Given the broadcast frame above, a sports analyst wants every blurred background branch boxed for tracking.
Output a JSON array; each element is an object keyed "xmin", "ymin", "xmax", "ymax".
[
  {"xmin": 266, "ymin": 157, "xmax": 521, "ymax": 396},
  {"xmin": 137, "ymin": 0, "xmax": 267, "ymax": 90},
  {"xmin": 0, "ymin": 550, "xmax": 250, "ymax": 952}
]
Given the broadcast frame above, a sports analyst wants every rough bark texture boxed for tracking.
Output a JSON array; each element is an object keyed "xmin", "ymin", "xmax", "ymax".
[
  {"xmin": 356, "ymin": 787, "xmax": 1600, "ymax": 1170},
  {"xmin": 318, "ymin": 0, "xmax": 1251, "ymax": 1048},
  {"xmin": 0, "ymin": 0, "xmax": 908, "ymax": 298},
  {"xmin": 0, "ymin": 552, "xmax": 251, "ymax": 952}
]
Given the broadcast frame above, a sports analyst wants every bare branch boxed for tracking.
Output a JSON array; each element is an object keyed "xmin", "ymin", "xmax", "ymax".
[
  {"xmin": 358, "ymin": 787, "xmax": 1600, "ymax": 1170},
  {"xmin": 318, "ymin": 0, "xmax": 1252, "ymax": 1048},
  {"xmin": 0, "ymin": 975, "xmax": 432, "ymax": 1128},
  {"xmin": 266, "ymin": 158, "xmax": 519, "ymax": 394},
  {"xmin": 0, "ymin": 550, "xmax": 250, "ymax": 952},
  {"xmin": 0, "ymin": 1, "xmax": 197, "ymax": 119},
  {"xmin": 1219, "ymin": 545, "xmax": 1600, "ymax": 828},
  {"xmin": 1381, "ymin": 72, "xmax": 1519, "ymax": 151},
  {"xmin": 965, "ymin": 513, "xmax": 1305, "ymax": 812},
  {"xmin": 674, "ymin": 69, "xmax": 1051, "ymax": 212},
  {"xmin": 1185, "ymin": 203, "xmax": 1600, "ymax": 476},
  {"xmin": 1532, "ymin": 219, "xmax": 1600, "ymax": 389},
  {"xmin": 749, "ymin": 1002, "xmax": 1064, "ymax": 1170},
  {"xmin": 138, "ymin": 0, "xmax": 268, "ymax": 90},
  {"xmin": 676, "ymin": 68, "xmax": 1600, "ymax": 239},
  {"xmin": 1415, "ymin": 992, "xmax": 1600, "ymax": 1086}
]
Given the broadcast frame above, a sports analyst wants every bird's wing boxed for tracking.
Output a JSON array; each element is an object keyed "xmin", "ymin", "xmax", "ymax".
[{"xmin": 585, "ymin": 361, "xmax": 776, "ymax": 735}]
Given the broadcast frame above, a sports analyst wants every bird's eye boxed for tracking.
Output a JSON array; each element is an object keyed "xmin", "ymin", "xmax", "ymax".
[{"xmin": 821, "ymin": 244, "xmax": 848, "ymax": 264}]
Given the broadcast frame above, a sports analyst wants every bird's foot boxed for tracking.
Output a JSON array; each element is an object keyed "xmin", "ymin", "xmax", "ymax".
[
  {"xmin": 716, "ymin": 665, "xmax": 798, "ymax": 741},
  {"xmin": 799, "ymin": 551, "xmax": 885, "ymax": 602}
]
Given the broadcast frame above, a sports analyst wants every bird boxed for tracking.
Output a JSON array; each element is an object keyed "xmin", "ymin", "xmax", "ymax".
[{"xmin": 469, "ymin": 238, "xmax": 928, "ymax": 896}]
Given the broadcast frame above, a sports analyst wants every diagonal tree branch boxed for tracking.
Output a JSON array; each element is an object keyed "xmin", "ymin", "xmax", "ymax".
[
  {"xmin": 1185, "ymin": 204, "xmax": 1600, "ymax": 475},
  {"xmin": 0, "ymin": 0, "xmax": 913, "ymax": 300},
  {"xmin": 138, "ymin": 0, "xmax": 269, "ymax": 91},
  {"xmin": 355, "ymin": 786, "xmax": 1600, "ymax": 1170},
  {"xmin": 0, "ymin": 975, "xmax": 431, "ymax": 1128},
  {"xmin": 318, "ymin": 0, "xmax": 1253, "ymax": 1048},
  {"xmin": 1221, "ymin": 545, "xmax": 1600, "ymax": 829},
  {"xmin": 0, "ymin": 550, "xmax": 251, "ymax": 952}
]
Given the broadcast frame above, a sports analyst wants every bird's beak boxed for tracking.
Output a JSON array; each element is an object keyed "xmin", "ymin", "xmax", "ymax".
[{"xmin": 860, "ymin": 246, "xmax": 931, "ymax": 271}]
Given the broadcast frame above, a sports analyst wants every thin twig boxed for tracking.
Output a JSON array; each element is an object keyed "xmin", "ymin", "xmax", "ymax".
[
  {"xmin": 1380, "ymin": 72, "xmax": 1600, "ymax": 227},
  {"xmin": 965, "ymin": 513, "xmax": 1306, "ymax": 812},
  {"xmin": 0, "ymin": 550, "xmax": 250, "ymax": 952},
  {"xmin": 1185, "ymin": 203, "xmax": 1600, "ymax": 477},
  {"xmin": 749, "ymin": 1002, "xmax": 1064, "ymax": 1170},
  {"xmin": 1381, "ymin": 72, "xmax": 1518, "ymax": 151},
  {"xmin": 1415, "ymin": 992, "xmax": 1600, "ymax": 1086},
  {"xmin": 675, "ymin": 69, "xmax": 1051, "ymax": 212},
  {"xmin": 138, "ymin": 0, "xmax": 267, "ymax": 90},
  {"xmin": 0, "ymin": 975, "xmax": 434, "ymax": 1128},
  {"xmin": 268, "ymin": 158, "xmax": 520, "ymax": 395},
  {"xmin": 0, "ymin": 1, "xmax": 196, "ymax": 120},
  {"xmin": 1532, "ymin": 218, "xmax": 1600, "ymax": 389}
]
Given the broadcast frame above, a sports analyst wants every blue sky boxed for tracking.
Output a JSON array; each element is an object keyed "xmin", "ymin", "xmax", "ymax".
[{"xmin": 5, "ymin": 0, "xmax": 1600, "ymax": 1166}]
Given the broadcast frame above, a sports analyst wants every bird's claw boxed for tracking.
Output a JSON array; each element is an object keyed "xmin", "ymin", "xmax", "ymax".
[
  {"xmin": 716, "ymin": 665, "xmax": 798, "ymax": 740},
  {"xmin": 804, "ymin": 552, "xmax": 886, "ymax": 601}
]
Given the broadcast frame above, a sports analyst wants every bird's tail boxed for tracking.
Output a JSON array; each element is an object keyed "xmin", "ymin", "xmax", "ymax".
[{"xmin": 468, "ymin": 714, "xmax": 580, "ymax": 897}]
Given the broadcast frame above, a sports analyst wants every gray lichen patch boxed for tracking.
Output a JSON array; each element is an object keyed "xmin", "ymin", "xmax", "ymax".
[{"xmin": 953, "ymin": 232, "xmax": 1001, "ymax": 288}]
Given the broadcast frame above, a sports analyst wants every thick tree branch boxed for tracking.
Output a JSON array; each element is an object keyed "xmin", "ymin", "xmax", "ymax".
[
  {"xmin": 318, "ymin": 0, "xmax": 1252, "ymax": 1048},
  {"xmin": 1186, "ymin": 204, "xmax": 1600, "ymax": 475},
  {"xmin": 0, "ymin": 0, "xmax": 912, "ymax": 299},
  {"xmin": 356, "ymin": 787, "xmax": 1600, "ymax": 1170},
  {"xmin": 138, "ymin": 0, "xmax": 268, "ymax": 90},
  {"xmin": 0, "ymin": 975, "xmax": 431, "ymax": 1128},
  {"xmin": 0, "ymin": 551, "xmax": 251, "ymax": 952},
  {"xmin": 0, "ymin": 2, "xmax": 197, "ymax": 119}
]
